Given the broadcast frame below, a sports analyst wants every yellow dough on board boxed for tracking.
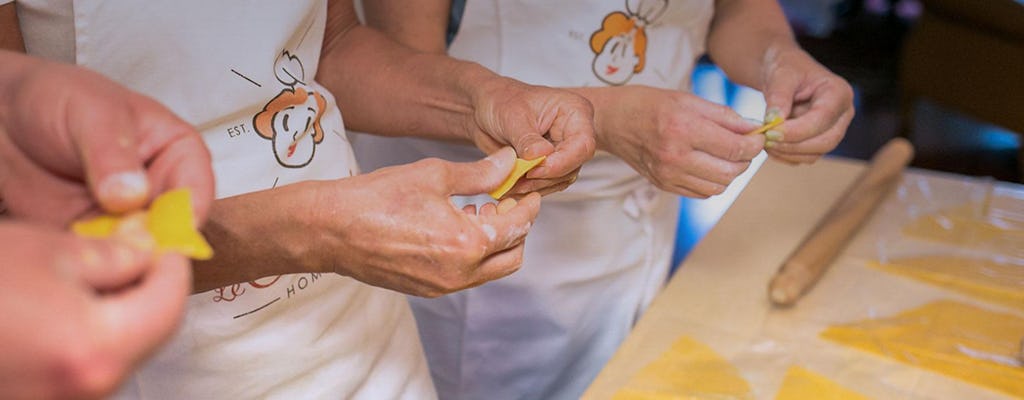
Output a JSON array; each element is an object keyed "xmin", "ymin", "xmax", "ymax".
[
  {"xmin": 870, "ymin": 256, "xmax": 1024, "ymax": 312},
  {"xmin": 821, "ymin": 300, "xmax": 1024, "ymax": 397},
  {"xmin": 902, "ymin": 198, "xmax": 1024, "ymax": 254},
  {"xmin": 774, "ymin": 366, "xmax": 870, "ymax": 400},
  {"xmin": 489, "ymin": 156, "xmax": 546, "ymax": 199},
  {"xmin": 72, "ymin": 188, "xmax": 213, "ymax": 260},
  {"xmin": 613, "ymin": 335, "xmax": 752, "ymax": 400}
]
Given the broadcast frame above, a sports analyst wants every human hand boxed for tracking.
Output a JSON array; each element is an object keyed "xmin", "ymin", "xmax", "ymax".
[
  {"xmin": 307, "ymin": 147, "xmax": 542, "ymax": 297},
  {"xmin": 588, "ymin": 85, "xmax": 764, "ymax": 198},
  {"xmin": 0, "ymin": 222, "xmax": 191, "ymax": 400},
  {"xmin": 760, "ymin": 46, "xmax": 854, "ymax": 164},
  {"xmin": 0, "ymin": 51, "xmax": 214, "ymax": 227},
  {"xmin": 466, "ymin": 77, "xmax": 596, "ymax": 197}
]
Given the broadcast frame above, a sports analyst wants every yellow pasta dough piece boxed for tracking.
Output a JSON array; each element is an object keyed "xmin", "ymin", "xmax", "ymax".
[
  {"xmin": 821, "ymin": 300, "xmax": 1024, "ymax": 397},
  {"xmin": 747, "ymin": 115, "xmax": 784, "ymax": 136},
  {"xmin": 870, "ymin": 256, "xmax": 1024, "ymax": 312},
  {"xmin": 72, "ymin": 188, "xmax": 213, "ymax": 260},
  {"xmin": 613, "ymin": 335, "xmax": 752, "ymax": 400},
  {"xmin": 488, "ymin": 156, "xmax": 546, "ymax": 199},
  {"xmin": 774, "ymin": 366, "xmax": 870, "ymax": 400}
]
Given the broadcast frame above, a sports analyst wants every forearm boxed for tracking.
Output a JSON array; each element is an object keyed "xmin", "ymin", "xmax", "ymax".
[
  {"xmin": 363, "ymin": 0, "xmax": 449, "ymax": 53},
  {"xmin": 707, "ymin": 0, "xmax": 799, "ymax": 89},
  {"xmin": 317, "ymin": 2, "xmax": 500, "ymax": 141},
  {"xmin": 0, "ymin": 3, "xmax": 25, "ymax": 53},
  {"xmin": 192, "ymin": 182, "xmax": 329, "ymax": 293}
]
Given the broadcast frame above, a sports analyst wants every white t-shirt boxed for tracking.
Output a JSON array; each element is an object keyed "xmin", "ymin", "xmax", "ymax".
[{"xmin": 14, "ymin": 1, "xmax": 434, "ymax": 398}]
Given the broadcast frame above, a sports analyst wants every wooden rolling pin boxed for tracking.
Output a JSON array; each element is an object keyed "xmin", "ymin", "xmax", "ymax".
[{"xmin": 768, "ymin": 137, "xmax": 915, "ymax": 306}]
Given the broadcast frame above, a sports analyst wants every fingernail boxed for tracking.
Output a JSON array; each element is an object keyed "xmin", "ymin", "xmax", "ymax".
[
  {"xmin": 765, "ymin": 140, "xmax": 778, "ymax": 149},
  {"xmin": 97, "ymin": 171, "xmax": 149, "ymax": 208},
  {"xmin": 764, "ymin": 107, "xmax": 781, "ymax": 123},
  {"xmin": 765, "ymin": 130, "xmax": 784, "ymax": 141}
]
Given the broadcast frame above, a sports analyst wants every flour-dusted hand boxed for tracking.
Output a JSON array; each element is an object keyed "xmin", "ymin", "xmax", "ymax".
[
  {"xmin": 577, "ymin": 85, "xmax": 764, "ymax": 198},
  {"xmin": 213, "ymin": 147, "xmax": 542, "ymax": 297},
  {"xmin": 0, "ymin": 50, "xmax": 214, "ymax": 227},
  {"xmin": 759, "ymin": 47, "xmax": 854, "ymax": 164},
  {"xmin": 325, "ymin": 147, "xmax": 541, "ymax": 297},
  {"xmin": 465, "ymin": 77, "xmax": 597, "ymax": 197}
]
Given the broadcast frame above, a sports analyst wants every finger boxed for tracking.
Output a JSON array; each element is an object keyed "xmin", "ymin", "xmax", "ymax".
[
  {"xmin": 768, "ymin": 125, "xmax": 845, "ymax": 156},
  {"xmin": 66, "ymin": 93, "xmax": 151, "ymax": 214},
  {"xmin": 529, "ymin": 104, "xmax": 596, "ymax": 179},
  {"xmin": 688, "ymin": 98, "xmax": 761, "ymax": 134},
  {"xmin": 509, "ymin": 133, "xmax": 555, "ymax": 162},
  {"xmin": 766, "ymin": 149, "xmax": 821, "ymax": 164},
  {"xmin": 462, "ymin": 204, "xmax": 478, "ymax": 214},
  {"xmin": 774, "ymin": 81, "xmax": 853, "ymax": 143},
  {"xmin": 511, "ymin": 168, "xmax": 580, "ymax": 195},
  {"xmin": 97, "ymin": 253, "xmax": 191, "ymax": 366},
  {"xmin": 681, "ymin": 152, "xmax": 751, "ymax": 186},
  {"xmin": 474, "ymin": 192, "xmax": 541, "ymax": 255},
  {"xmin": 478, "ymin": 202, "xmax": 498, "ymax": 216},
  {"xmin": 770, "ymin": 108, "xmax": 853, "ymax": 155},
  {"xmin": 496, "ymin": 198, "xmax": 517, "ymax": 214},
  {"xmin": 693, "ymin": 125, "xmax": 765, "ymax": 162},
  {"xmin": 441, "ymin": 147, "xmax": 517, "ymax": 196},
  {"xmin": 667, "ymin": 174, "xmax": 728, "ymax": 198},
  {"xmin": 470, "ymin": 241, "xmax": 527, "ymax": 286},
  {"xmin": 66, "ymin": 238, "xmax": 154, "ymax": 292},
  {"xmin": 763, "ymin": 69, "xmax": 802, "ymax": 120},
  {"xmin": 133, "ymin": 96, "xmax": 216, "ymax": 223}
]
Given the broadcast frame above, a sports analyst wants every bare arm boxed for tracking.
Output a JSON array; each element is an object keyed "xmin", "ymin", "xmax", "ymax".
[
  {"xmin": 706, "ymin": 0, "xmax": 796, "ymax": 90},
  {"xmin": 362, "ymin": 1, "xmax": 766, "ymax": 198},
  {"xmin": 0, "ymin": 3, "xmax": 24, "ymax": 53},
  {"xmin": 191, "ymin": 1, "xmax": 595, "ymax": 294},
  {"xmin": 363, "ymin": 0, "xmax": 450, "ymax": 54},
  {"xmin": 707, "ymin": 0, "xmax": 854, "ymax": 164},
  {"xmin": 319, "ymin": 0, "xmax": 594, "ymax": 192}
]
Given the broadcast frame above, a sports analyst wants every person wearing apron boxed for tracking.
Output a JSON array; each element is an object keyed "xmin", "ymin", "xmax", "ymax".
[
  {"xmin": 9, "ymin": 0, "xmax": 597, "ymax": 398},
  {"xmin": 355, "ymin": 0, "xmax": 854, "ymax": 398}
]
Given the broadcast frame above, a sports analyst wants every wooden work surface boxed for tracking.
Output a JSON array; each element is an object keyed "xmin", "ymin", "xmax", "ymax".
[{"xmin": 583, "ymin": 156, "xmax": 1024, "ymax": 399}]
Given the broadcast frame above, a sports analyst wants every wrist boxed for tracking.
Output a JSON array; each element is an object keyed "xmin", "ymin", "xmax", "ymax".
[
  {"xmin": 568, "ymin": 86, "xmax": 618, "ymax": 153},
  {"xmin": 453, "ymin": 62, "xmax": 510, "ymax": 141}
]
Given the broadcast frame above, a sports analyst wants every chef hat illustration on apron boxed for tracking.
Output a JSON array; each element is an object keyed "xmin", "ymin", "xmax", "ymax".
[
  {"xmin": 253, "ymin": 51, "xmax": 328, "ymax": 168},
  {"xmin": 589, "ymin": 0, "xmax": 669, "ymax": 86}
]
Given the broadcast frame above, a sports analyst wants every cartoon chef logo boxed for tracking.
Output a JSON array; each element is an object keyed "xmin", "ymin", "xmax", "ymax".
[
  {"xmin": 253, "ymin": 51, "xmax": 327, "ymax": 168},
  {"xmin": 590, "ymin": 0, "xmax": 668, "ymax": 85}
]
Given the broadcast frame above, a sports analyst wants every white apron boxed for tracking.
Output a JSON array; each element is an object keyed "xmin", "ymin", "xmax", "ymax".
[
  {"xmin": 351, "ymin": 1, "xmax": 713, "ymax": 398},
  {"xmin": 16, "ymin": 1, "xmax": 435, "ymax": 398}
]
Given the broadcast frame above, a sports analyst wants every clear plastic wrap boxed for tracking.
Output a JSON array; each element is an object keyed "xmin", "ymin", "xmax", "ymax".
[{"xmin": 599, "ymin": 167, "xmax": 1024, "ymax": 400}]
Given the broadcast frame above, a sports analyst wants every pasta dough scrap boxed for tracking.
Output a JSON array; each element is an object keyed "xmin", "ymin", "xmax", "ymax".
[
  {"xmin": 774, "ymin": 366, "xmax": 870, "ymax": 400},
  {"xmin": 613, "ymin": 335, "xmax": 752, "ymax": 400},
  {"xmin": 488, "ymin": 156, "xmax": 546, "ymax": 199},
  {"xmin": 821, "ymin": 300, "xmax": 1024, "ymax": 397},
  {"xmin": 870, "ymin": 256, "xmax": 1024, "ymax": 312},
  {"xmin": 902, "ymin": 197, "xmax": 1024, "ymax": 254},
  {"xmin": 72, "ymin": 188, "xmax": 213, "ymax": 260},
  {"xmin": 747, "ymin": 115, "xmax": 784, "ymax": 136}
]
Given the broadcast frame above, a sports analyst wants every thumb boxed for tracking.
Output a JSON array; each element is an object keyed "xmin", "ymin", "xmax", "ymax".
[
  {"xmin": 509, "ymin": 131, "xmax": 555, "ymax": 161},
  {"xmin": 763, "ymin": 70, "xmax": 801, "ymax": 123},
  {"xmin": 445, "ymin": 147, "xmax": 518, "ymax": 196},
  {"xmin": 67, "ymin": 88, "xmax": 152, "ymax": 214}
]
